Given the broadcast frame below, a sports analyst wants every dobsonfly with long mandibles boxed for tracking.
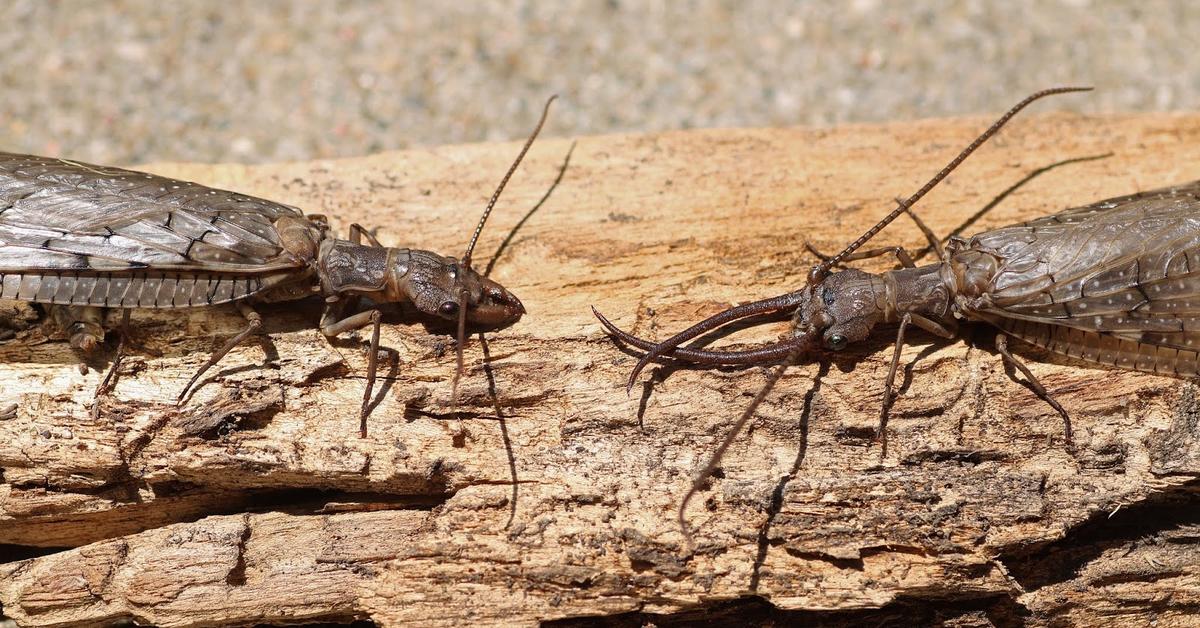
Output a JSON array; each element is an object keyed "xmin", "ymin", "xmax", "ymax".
[
  {"xmin": 592, "ymin": 87, "xmax": 1200, "ymax": 534},
  {"xmin": 0, "ymin": 96, "xmax": 557, "ymax": 435}
]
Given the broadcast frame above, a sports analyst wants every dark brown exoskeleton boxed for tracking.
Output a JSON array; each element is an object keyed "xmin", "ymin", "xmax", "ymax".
[
  {"xmin": 592, "ymin": 87, "xmax": 1196, "ymax": 533},
  {"xmin": 0, "ymin": 97, "xmax": 557, "ymax": 435}
]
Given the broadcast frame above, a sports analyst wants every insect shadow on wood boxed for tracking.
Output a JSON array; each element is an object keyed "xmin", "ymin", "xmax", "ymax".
[
  {"xmin": 0, "ymin": 96, "xmax": 558, "ymax": 437},
  {"xmin": 592, "ymin": 86, "xmax": 1200, "ymax": 539},
  {"xmin": 474, "ymin": 140, "xmax": 574, "ymax": 529}
]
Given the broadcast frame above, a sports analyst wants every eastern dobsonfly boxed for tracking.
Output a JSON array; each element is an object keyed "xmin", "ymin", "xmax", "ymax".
[
  {"xmin": 0, "ymin": 97, "xmax": 557, "ymax": 435},
  {"xmin": 591, "ymin": 87, "xmax": 1200, "ymax": 534}
]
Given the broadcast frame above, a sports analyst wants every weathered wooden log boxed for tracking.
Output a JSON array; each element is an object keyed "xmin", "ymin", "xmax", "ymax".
[{"xmin": 2, "ymin": 112, "xmax": 1200, "ymax": 627}]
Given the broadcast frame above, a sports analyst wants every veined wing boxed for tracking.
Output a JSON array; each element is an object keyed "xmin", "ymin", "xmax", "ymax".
[
  {"xmin": 963, "ymin": 180, "xmax": 1200, "ymax": 351},
  {"xmin": 0, "ymin": 152, "xmax": 309, "ymax": 273}
]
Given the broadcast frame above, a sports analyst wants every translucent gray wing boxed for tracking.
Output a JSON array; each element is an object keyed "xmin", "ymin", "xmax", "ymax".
[
  {"xmin": 0, "ymin": 152, "xmax": 307, "ymax": 273},
  {"xmin": 963, "ymin": 180, "xmax": 1200, "ymax": 351}
]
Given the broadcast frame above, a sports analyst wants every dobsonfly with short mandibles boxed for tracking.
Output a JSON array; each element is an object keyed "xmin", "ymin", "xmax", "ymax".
[
  {"xmin": 593, "ymin": 87, "xmax": 1200, "ymax": 534},
  {"xmin": 0, "ymin": 96, "xmax": 557, "ymax": 435}
]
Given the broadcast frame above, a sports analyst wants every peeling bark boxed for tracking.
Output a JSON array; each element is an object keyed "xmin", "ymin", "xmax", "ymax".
[{"xmin": 2, "ymin": 113, "xmax": 1200, "ymax": 626}]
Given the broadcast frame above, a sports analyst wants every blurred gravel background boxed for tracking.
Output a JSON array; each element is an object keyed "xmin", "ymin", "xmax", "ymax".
[{"xmin": 0, "ymin": 1, "xmax": 1194, "ymax": 164}]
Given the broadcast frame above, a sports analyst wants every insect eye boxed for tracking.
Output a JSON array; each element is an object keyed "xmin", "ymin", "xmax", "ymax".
[
  {"xmin": 826, "ymin": 334, "xmax": 848, "ymax": 350},
  {"xmin": 438, "ymin": 301, "xmax": 460, "ymax": 317}
]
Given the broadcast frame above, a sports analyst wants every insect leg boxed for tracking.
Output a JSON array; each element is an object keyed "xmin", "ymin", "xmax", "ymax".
[
  {"xmin": 878, "ymin": 314, "xmax": 911, "ymax": 457},
  {"xmin": 806, "ymin": 199, "xmax": 948, "ymax": 268},
  {"xmin": 876, "ymin": 313, "xmax": 957, "ymax": 456},
  {"xmin": 348, "ymin": 224, "xmax": 384, "ymax": 248},
  {"xmin": 994, "ymin": 333, "xmax": 1074, "ymax": 449},
  {"xmin": 177, "ymin": 302, "xmax": 263, "ymax": 404},
  {"xmin": 898, "ymin": 202, "xmax": 945, "ymax": 260},
  {"xmin": 805, "ymin": 243, "xmax": 920, "ymax": 269},
  {"xmin": 50, "ymin": 306, "xmax": 107, "ymax": 354},
  {"xmin": 320, "ymin": 307, "xmax": 383, "ymax": 438},
  {"xmin": 92, "ymin": 309, "xmax": 131, "ymax": 419}
]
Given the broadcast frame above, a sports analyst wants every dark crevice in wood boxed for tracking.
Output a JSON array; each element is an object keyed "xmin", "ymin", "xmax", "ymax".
[
  {"xmin": 0, "ymin": 544, "xmax": 71, "ymax": 564},
  {"xmin": 251, "ymin": 620, "xmax": 377, "ymax": 628},
  {"xmin": 1000, "ymin": 479, "xmax": 1200, "ymax": 591},
  {"xmin": 3, "ymin": 487, "xmax": 452, "ymax": 553},
  {"xmin": 542, "ymin": 593, "xmax": 1029, "ymax": 628},
  {"xmin": 14, "ymin": 615, "xmax": 380, "ymax": 628},
  {"xmin": 240, "ymin": 488, "xmax": 452, "ymax": 515}
]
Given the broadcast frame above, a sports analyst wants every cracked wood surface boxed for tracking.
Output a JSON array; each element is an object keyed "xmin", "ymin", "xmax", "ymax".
[{"xmin": 3, "ymin": 113, "xmax": 1200, "ymax": 626}]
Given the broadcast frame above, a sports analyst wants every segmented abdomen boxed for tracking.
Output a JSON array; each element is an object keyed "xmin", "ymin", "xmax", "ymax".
[
  {"xmin": 0, "ymin": 270, "xmax": 272, "ymax": 308},
  {"xmin": 988, "ymin": 316, "xmax": 1200, "ymax": 378}
]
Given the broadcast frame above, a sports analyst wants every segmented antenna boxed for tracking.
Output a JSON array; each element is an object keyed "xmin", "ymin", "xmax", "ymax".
[
  {"xmin": 811, "ymin": 86, "xmax": 1092, "ymax": 282},
  {"xmin": 452, "ymin": 94, "xmax": 558, "ymax": 403},
  {"xmin": 462, "ymin": 94, "xmax": 558, "ymax": 270}
]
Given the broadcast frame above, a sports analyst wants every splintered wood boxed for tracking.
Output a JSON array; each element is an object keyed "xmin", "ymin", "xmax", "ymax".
[{"xmin": 4, "ymin": 113, "xmax": 1200, "ymax": 627}]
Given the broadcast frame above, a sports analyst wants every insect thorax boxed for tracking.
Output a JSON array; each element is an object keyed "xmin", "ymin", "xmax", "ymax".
[
  {"xmin": 884, "ymin": 264, "xmax": 956, "ymax": 321},
  {"xmin": 945, "ymin": 248, "xmax": 1001, "ymax": 302},
  {"xmin": 317, "ymin": 240, "xmax": 392, "ymax": 295}
]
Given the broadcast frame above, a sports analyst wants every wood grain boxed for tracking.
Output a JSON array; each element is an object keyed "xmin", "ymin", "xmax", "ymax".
[{"xmin": 3, "ymin": 111, "xmax": 1200, "ymax": 626}]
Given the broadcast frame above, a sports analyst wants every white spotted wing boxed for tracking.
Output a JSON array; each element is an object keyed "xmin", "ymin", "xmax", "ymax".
[
  {"xmin": 958, "ymin": 181, "xmax": 1200, "ymax": 369},
  {"xmin": 0, "ymin": 153, "xmax": 314, "ymax": 307}
]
